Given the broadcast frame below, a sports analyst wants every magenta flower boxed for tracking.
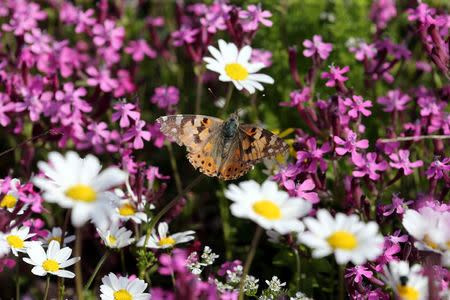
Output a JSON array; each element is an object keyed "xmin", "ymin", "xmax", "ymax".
[
  {"xmin": 294, "ymin": 179, "xmax": 319, "ymax": 204},
  {"xmin": 151, "ymin": 86, "xmax": 179, "ymax": 109},
  {"xmin": 334, "ymin": 130, "xmax": 369, "ymax": 156},
  {"xmin": 123, "ymin": 120, "xmax": 151, "ymax": 149},
  {"xmin": 146, "ymin": 166, "xmax": 170, "ymax": 182},
  {"xmin": 239, "ymin": 3, "xmax": 273, "ymax": 32},
  {"xmin": 199, "ymin": 3, "xmax": 228, "ymax": 33},
  {"xmin": 343, "ymin": 95, "xmax": 372, "ymax": 118},
  {"xmin": 92, "ymin": 19, "xmax": 125, "ymax": 50},
  {"xmin": 369, "ymin": 0, "xmax": 396, "ymax": 29},
  {"xmin": 250, "ymin": 49, "xmax": 273, "ymax": 67},
  {"xmin": 389, "ymin": 149, "xmax": 423, "ymax": 175},
  {"xmin": 321, "ymin": 65, "xmax": 349, "ymax": 87},
  {"xmin": 374, "ymin": 241, "xmax": 400, "ymax": 271},
  {"xmin": 171, "ymin": 26, "xmax": 199, "ymax": 47},
  {"xmin": 24, "ymin": 28, "xmax": 52, "ymax": 54},
  {"xmin": 407, "ymin": 3, "xmax": 443, "ymax": 27},
  {"xmin": 125, "ymin": 39, "xmax": 157, "ymax": 61},
  {"xmin": 345, "ymin": 265, "xmax": 373, "ymax": 283},
  {"xmin": 16, "ymin": 77, "xmax": 53, "ymax": 122},
  {"xmin": 296, "ymin": 138, "xmax": 331, "ymax": 173},
  {"xmin": 0, "ymin": 93, "xmax": 15, "ymax": 126},
  {"xmin": 271, "ymin": 163, "xmax": 301, "ymax": 191},
  {"xmin": 383, "ymin": 193, "xmax": 413, "ymax": 216},
  {"xmin": 2, "ymin": 2, "xmax": 47, "ymax": 36},
  {"xmin": 75, "ymin": 8, "xmax": 96, "ymax": 33},
  {"xmin": 146, "ymin": 16, "xmax": 165, "ymax": 27},
  {"xmin": 386, "ymin": 230, "xmax": 408, "ymax": 245},
  {"xmin": 377, "ymin": 89, "xmax": 410, "ymax": 112},
  {"xmin": 86, "ymin": 67, "xmax": 118, "ymax": 92},
  {"xmin": 417, "ymin": 96, "xmax": 446, "ymax": 117},
  {"xmin": 148, "ymin": 123, "xmax": 168, "ymax": 148},
  {"xmin": 158, "ymin": 249, "xmax": 188, "ymax": 276},
  {"xmin": 303, "ymin": 35, "xmax": 333, "ymax": 60},
  {"xmin": 111, "ymin": 102, "xmax": 141, "ymax": 128},
  {"xmin": 114, "ymin": 70, "xmax": 136, "ymax": 97},
  {"xmin": 351, "ymin": 152, "xmax": 388, "ymax": 180},
  {"xmin": 349, "ymin": 41, "xmax": 377, "ymax": 61},
  {"xmin": 425, "ymin": 157, "xmax": 450, "ymax": 180},
  {"xmin": 78, "ymin": 121, "xmax": 110, "ymax": 154},
  {"xmin": 415, "ymin": 61, "xmax": 432, "ymax": 72},
  {"xmin": 59, "ymin": 2, "xmax": 78, "ymax": 25},
  {"xmin": 280, "ymin": 88, "xmax": 312, "ymax": 107}
]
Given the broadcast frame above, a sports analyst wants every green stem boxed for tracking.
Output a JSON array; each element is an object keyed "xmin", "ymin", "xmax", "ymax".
[
  {"xmin": 238, "ymin": 225, "xmax": 264, "ymax": 300},
  {"xmin": 16, "ymin": 256, "xmax": 20, "ymax": 300},
  {"xmin": 294, "ymin": 248, "xmax": 301, "ymax": 291},
  {"xmin": 74, "ymin": 228, "xmax": 84, "ymax": 300},
  {"xmin": 220, "ymin": 83, "xmax": 234, "ymax": 117},
  {"xmin": 84, "ymin": 250, "xmax": 110, "ymax": 290},
  {"xmin": 58, "ymin": 209, "xmax": 71, "ymax": 300},
  {"xmin": 195, "ymin": 66, "xmax": 205, "ymax": 114},
  {"xmin": 339, "ymin": 264, "xmax": 346, "ymax": 300},
  {"xmin": 167, "ymin": 142, "xmax": 183, "ymax": 195},
  {"xmin": 43, "ymin": 275, "xmax": 50, "ymax": 300},
  {"xmin": 218, "ymin": 181, "xmax": 233, "ymax": 260},
  {"xmin": 249, "ymin": 92, "xmax": 259, "ymax": 124},
  {"xmin": 120, "ymin": 250, "xmax": 126, "ymax": 274}
]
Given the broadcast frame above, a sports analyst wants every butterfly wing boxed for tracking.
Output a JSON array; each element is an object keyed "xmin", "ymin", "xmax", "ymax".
[
  {"xmin": 157, "ymin": 114, "xmax": 224, "ymax": 177},
  {"xmin": 217, "ymin": 124, "xmax": 289, "ymax": 180}
]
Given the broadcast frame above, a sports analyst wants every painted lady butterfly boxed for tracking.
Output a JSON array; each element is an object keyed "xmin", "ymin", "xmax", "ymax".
[{"xmin": 156, "ymin": 113, "xmax": 288, "ymax": 180}]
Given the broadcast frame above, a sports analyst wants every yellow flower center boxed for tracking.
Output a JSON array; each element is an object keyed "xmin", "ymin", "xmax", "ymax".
[
  {"xmin": 327, "ymin": 231, "xmax": 358, "ymax": 250},
  {"xmin": 118, "ymin": 203, "xmax": 135, "ymax": 216},
  {"xmin": 65, "ymin": 185, "xmax": 97, "ymax": 202},
  {"xmin": 49, "ymin": 237, "xmax": 62, "ymax": 244},
  {"xmin": 252, "ymin": 200, "xmax": 281, "ymax": 220},
  {"xmin": 42, "ymin": 259, "xmax": 60, "ymax": 272},
  {"xmin": 158, "ymin": 236, "xmax": 176, "ymax": 247},
  {"xmin": 114, "ymin": 289, "xmax": 132, "ymax": 300},
  {"xmin": 225, "ymin": 63, "xmax": 248, "ymax": 80},
  {"xmin": 397, "ymin": 285, "xmax": 419, "ymax": 300},
  {"xmin": 446, "ymin": 241, "xmax": 450, "ymax": 250},
  {"xmin": 109, "ymin": 236, "xmax": 117, "ymax": 244},
  {"xmin": 1, "ymin": 194, "xmax": 17, "ymax": 208},
  {"xmin": 6, "ymin": 235, "xmax": 24, "ymax": 248},
  {"xmin": 423, "ymin": 234, "xmax": 439, "ymax": 249}
]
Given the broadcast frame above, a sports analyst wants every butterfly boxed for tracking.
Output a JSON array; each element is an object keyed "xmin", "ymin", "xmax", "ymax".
[{"xmin": 156, "ymin": 113, "xmax": 289, "ymax": 180}]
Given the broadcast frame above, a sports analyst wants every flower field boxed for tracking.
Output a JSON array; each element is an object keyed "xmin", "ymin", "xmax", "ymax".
[{"xmin": 0, "ymin": 0, "xmax": 449, "ymax": 299}]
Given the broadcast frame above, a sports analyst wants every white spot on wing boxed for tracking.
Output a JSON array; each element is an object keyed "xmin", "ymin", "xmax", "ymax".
[
  {"xmin": 176, "ymin": 115, "xmax": 183, "ymax": 125},
  {"xmin": 171, "ymin": 128, "xmax": 177, "ymax": 133}
]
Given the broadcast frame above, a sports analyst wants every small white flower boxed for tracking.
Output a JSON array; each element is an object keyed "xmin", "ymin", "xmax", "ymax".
[
  {"xmin": 265, "ymin": 276, "xmax": 286, "ymax": 292},
  {"xmin": 39, "ymin": 227, "xmax": 75, "ymax": 247},
  {"xmin": 299, "ymin": 209, "xmax": 384, "ymax": 265},
  {"xmin": 243, "ymin": 275, "xmax": 259, "ymax": 292},
  {"xmin": 225, "ymin": 180, "xmax": 311, "ymax": 234},
  {"xmin": 32, "ymin": 151, "xmax": 127, "ymax": 229},
  {"xmin": 204, "ymin": 39, "xmax": 274, "ymax": 94},
  {"xmin": 23, "ymin": 240, "xmax": 80, "ymax": 278},
  {"xmin": 136, "ymin": 222, "xmax": 195, "ymax": 249},
  {"xmin": 214, "ymin": 279, "xmax": 234, "ymax": 292},
  {"xmin": 402, "ymin": 207, "xmax": 450, "ymax": 253},
  {"xmin": 201, "ymin": 246, "xmax": 219, "ymax": 265},
  {"xmin": 291, "ymin": 291, "xmax": 313, "ymax": 300},
  {"xmin": 97, "ymin": 223, "xmax": 135, "ymax": 249},
  {"xmin": 0, "ymin": 226, "xmax": 38, "ymax": 256},
  {"xmin": 112, "ymin": 188, "xmax": 151, "ymax": 224},
  {"xmin": 100, "ymin": 273, "xmax": 150, "ymax": 300},
  {"xmin": 381, "ymin": 260, "xmax": 428, "ymax": 300}
]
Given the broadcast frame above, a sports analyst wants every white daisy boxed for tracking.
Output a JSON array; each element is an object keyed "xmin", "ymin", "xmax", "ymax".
[
  {"xmin": 32, "ymin": 151, "xmax": 127, "ymax": 229},
  {"xmin": 224, "ymin": 180, "xmax": 311, "ymax": 234},
  {"xmin": 99, "ymin": 273, "xmax": 150, "ymax": 300},
  {"xmin": 204, "ymin": 39, "xmax": 274, "ymax": 94},
  {"xmin": 111, "ymin": 188, "xmax": 151, "ymax": 224},
  {"xmin": 0, "ymin": 178, "xmax": 29, "ymax": 214},
  {"xmin": 136, "ymin": 222, "xmax": 195, "ymax": 249},
  {"xmin": 39, "ymin": 227, "xmax": 76, "ymax": 247},
  {"xmin": 402, "ymin": 207, "xmax": 450, "ymax": 253},
  {"xmin": 299, "ymin": 209, "xmax": 384, "ymax": 265},
  {"xmin": 97, "ymin": 223, "xmax": 135, "ymax": 249},
  {"xmin": 0, "ymin": 226, "xmax": 38, "ymax": 256},
  {"xmin": 381, "ymin": 260, "xmax": 428, "ymax": 300},
  {"xmin": 23, "ymin": 240, "xmax": 80, "ymax": 278}
]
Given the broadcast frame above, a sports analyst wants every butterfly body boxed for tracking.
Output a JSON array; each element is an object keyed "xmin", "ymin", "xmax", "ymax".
[{"xmin": 156, "ymin": 114, "xmax": 288, "ymax": 180}]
